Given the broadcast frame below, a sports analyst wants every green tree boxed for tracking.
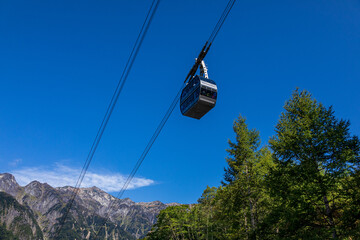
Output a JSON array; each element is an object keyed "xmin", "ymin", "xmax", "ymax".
[
  {"xmin": 337, "ymin": 167, "xmax": 360, "ymax": 238},
  {"xmin": 145, "ymin": 204, "xmax": 213, "ymax": 240},
  {"xmin": 197, "ymin": 186, "xmax": 217, "ymax": 205},
  {"xmin": 216, "ymin": 115, "xmax": 274, "ymax": 239},
  {"xmin": 146, "ymin": 116, "xmax": 274, "ymax": 240},
  {"xmin": 223, "ymin": 116, "xmax": 261, "ymax": 185},
  {"xmin": 145, "ymin": 205, "xmax": 190, "ymax": 240},
  {"xmin": 265, "ymin": 89, "xmax": 360, "ymax": 239}
]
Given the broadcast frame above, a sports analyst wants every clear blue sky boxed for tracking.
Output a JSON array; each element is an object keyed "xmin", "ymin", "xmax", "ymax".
[{"xmin": 0, "ymin": 0, "xmax": 359, "ymax": 204}]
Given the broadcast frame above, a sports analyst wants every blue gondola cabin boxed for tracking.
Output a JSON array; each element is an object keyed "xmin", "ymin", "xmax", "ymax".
[{"xmin": 180, "ymin": 75, "xmax": 217, "ymax": 119}]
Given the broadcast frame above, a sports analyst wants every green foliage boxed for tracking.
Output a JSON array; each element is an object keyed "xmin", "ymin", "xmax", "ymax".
[
  {"xmin": 146, "ymin": 89, "xmax": 360, "ymax": 240},
  {"xmin": 214, "ymin": 116, "xmax": 274, "ymax": 239},
  {"xmin": 146, "ymin": 115, "xmax": 274, "ymax": 240},
  {"xmin": 197, "ymin": 186, "xmax": 217, "ymax": 204},
  {"xmin": 263, "ymin": 89, "xmax": 360, "ymax": 239},
  {"xmin": 223, "ymin": 115, "xmax": 261, "ymax": 185},
  {"xmin": 145, "ymin": 204, "xmax": 220, "ymax": 240}
]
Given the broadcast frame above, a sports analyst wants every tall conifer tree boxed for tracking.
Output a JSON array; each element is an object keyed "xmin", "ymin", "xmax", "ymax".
[
  {"xmin": 267, "ymin": 89, "xmax": 360, "ymax": 239},
  {"xmin": 218, "ymin": 115, "xmax": 273, "ymax": 239},
  {"xmin": 223, "ymin": 116, "xmax": 261, "ymax": 185}
]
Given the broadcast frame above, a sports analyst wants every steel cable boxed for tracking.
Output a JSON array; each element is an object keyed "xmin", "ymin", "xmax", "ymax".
[
  {"xmin": 53, "ymin": 0, "xmax": 161, "ymax": 237},
  {"xmin": 93, "ymin": 83, "xmax": 185, "ymax": 238},
  {"xmin": 93, "ymin": 0, "xmax": 237, "ymax": 238}
]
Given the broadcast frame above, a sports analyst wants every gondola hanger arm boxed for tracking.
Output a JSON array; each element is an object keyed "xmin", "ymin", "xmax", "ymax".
[{"xmin": 184, "ymin": 41, "xmax": 212, "ymax": 83}]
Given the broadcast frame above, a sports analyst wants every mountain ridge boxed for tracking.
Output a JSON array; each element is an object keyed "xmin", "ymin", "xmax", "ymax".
[{"xmin": 0, "ymin": 172, "xmax": 178, "ymax": 239}]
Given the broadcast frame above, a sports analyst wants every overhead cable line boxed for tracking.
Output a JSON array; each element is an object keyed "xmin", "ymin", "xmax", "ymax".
[
  {"xmin": 53, "ymin": 0, "xmax": 161, "ymax": 237},
  {"xmin": 94, "ymin": 0, "xmax": 237, "ymax": 238},
  {"xmin": 186, "ymin": 0, "xmax": 236, "ymax": 84},
  {"xmin": 208, "ymin": 0, "xmax": 236, "ymax": 44},
  {"xmin": 184, "ymin": 0, "xmax": 236, "ymax": 85},
  {"xmin": 94, "ymin": 83, "xmax": 185, "ymax": 238}
]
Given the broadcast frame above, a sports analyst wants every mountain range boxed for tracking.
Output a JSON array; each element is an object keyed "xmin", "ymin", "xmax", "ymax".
[{"xmin": 0, "ymin": 173, "xmax": 177, "ymax": 239}]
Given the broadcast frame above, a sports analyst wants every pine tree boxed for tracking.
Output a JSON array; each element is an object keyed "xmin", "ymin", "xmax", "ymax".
[
  {"xmin": 223, "ymin": 116, "xmax": 261, "ymax": 185},
  {"xmin": 266, "ymin": 89, "xmax": 360, "ymax": 239},
  {"xmin": 218, "ymin": 115, "xmax": 273, "ymax": 239}
]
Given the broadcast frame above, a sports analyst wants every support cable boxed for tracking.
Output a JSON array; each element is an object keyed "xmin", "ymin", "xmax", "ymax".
[
  {"xmin": 184, "ymin": 0, "xmax": 236, "ymax": 85},
  {"xmin": 53, "ymin": 0, "xmax": 161, "ymax": 237},
  {"xmin": 94, "ymin": 0, "xmax": 237, "ymax": 238},
  {"xmin": 94, "ymin": 83, "xmax": 185, "ymax": 238},
  {"xmin": 207, "ymin": 0, "xmax": 236, "ymax": 44}
]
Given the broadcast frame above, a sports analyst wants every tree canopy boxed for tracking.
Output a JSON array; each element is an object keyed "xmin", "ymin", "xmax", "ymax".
[{"xmin": 145, "ymin": 89, "xmax": 360, "ymax": 240}]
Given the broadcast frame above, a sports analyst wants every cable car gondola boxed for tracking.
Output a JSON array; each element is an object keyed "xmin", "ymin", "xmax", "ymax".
[{"xmin": 180, "ymin": 60, "xmax": 217, "ymax": 119}]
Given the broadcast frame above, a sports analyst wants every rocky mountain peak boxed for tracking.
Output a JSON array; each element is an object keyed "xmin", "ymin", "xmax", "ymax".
[
  {"xmin": 25, "ymin": 180, "xmax": 41, "ymax": 186},
  {"xmin": 0, "ymin": 173, "xmax": 18, "ymax": 185},
  {"xmin": 24, "ymin": 180, "xmax": 57, "ymax": 199},
  {"xmin": 0, "ymin": 173, "xmax": 16, "ymax": 181},
  {"xmin": 122, "ymin": 197, "xmax": 135, "ymax": 204},
  {"xmin": 0, "ymin": 173, "xmax": 22, "ymax": 196},
  {"xmin": 165, "ymin": 202, "xmax": 180, "ymax": 207},
  {"xmin": 137, "ymin": 200, "xmax": 163, "ymax": 207}
]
